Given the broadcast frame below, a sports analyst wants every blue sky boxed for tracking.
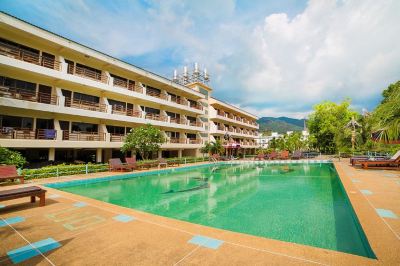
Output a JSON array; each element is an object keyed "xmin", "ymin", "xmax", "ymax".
[{"xmin": 2, "ymin": 0, "xmax": 399, "ymax": 118}]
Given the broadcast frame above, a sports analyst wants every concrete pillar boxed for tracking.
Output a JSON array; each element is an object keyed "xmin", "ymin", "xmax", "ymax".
[
  {"xmin": 48, "ymin": 148, "xmax": 55, "ymax": 161},
  {"xmin": 104, "ymin": 149, "xmax": 112, "ymax": 163},
  {"xmin": 96, "ymin": 148, "xmax": 102, "ymax": 163},
  {"xmin": 178, "ymin": 150, "xmax": 182, "ymax": 158},
  {"xmin": 158, "ymin": 150, "xmax": 162, "ymax": 158}
]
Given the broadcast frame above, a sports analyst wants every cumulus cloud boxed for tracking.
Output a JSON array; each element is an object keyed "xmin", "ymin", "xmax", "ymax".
[{"xmin": 3, "ymin": 0, "xmax": 399, "ymax": 117}]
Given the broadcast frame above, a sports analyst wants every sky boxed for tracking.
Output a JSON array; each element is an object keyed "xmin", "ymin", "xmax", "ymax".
[{"xmin": 1, "ymin": 0, "xmax": 399, "ymax": 118}]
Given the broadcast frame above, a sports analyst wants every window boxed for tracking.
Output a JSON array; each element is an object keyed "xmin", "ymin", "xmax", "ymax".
[
  {"xmin": 36, "ymin": 119, "xmax": 54, "ymax": 129},
  {"xmin": 187, "ymin": 133, "xmax": 196, "ymax": 139},
  {"xmin": 71, "ymin": 122, "xmax": 98, "ymax": 132},
  {"xmin": 166, "ymin": 111, "xmax": 180, "ymax": 119},
  {"xmin": 0, "ymin": 115, "xmax": 33, "ymax": 129},
  {"xmin": 106, "ymin": 125, "xmax": 125, "ymax": 134},
  {"xmin": 59, "ymin": 121, "xmax": 69, "ymax": 131},
  {"xmin": 165, "ymin": 131, "xmax": 180, "ymax": 138},
  {"xmin": 73, "ymin": 92, "xmax": 99, "ymax": 103},
  {"xmin": 142, "ymin": 106, "xmax": 160, "ymax": 114},
  {"xmin": 108, "ymin": 99, "xmax": 126, "ymax": 110},
  {"xmin": 0, "ymin": 76, "xmax": 36, "ymax": 94}
]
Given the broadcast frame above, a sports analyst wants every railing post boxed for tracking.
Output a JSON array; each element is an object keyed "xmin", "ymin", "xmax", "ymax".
[
  {"xmin": 85, "ymin": 164, "xmax": 88, "ymax": 174},
  {"xmin": 184, "ymin": 158, "xmax": 187, "ymax": 164},
  {"xmin": 56, "ymin": 166, "xmax": 59, "ymax": 177}
]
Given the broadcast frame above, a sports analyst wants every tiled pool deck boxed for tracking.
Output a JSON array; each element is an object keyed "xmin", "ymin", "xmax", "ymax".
[{"xmin": 0, "ymin": 160, "xmax": 399, "ymax": 265}]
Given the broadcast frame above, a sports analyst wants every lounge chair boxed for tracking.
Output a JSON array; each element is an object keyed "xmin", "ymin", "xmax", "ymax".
[
  {"xmin": 109, "ymin": 158, "xmax": 133, "ymax": 172},
  {"xmin": 291, "ymin": 150, "xmax": 302, "ymax": 160},
  {"xmin": 211, "ymin": 154, "xmax": 228, "ymax": 161},
  {"xmin": 279, "ymin": 150, "xmax": 290, "ymax": 160},
  {"xmin": 158, "ymin": 158, "xmax": 168, "ymax": 168},
  {"xmin": 351, "ymin": 155, "xmax": 389, "ymax": 166},
  {"xmin": 359, "ymin": 150, "xmax": 400, "ymax": 170},
  {"xmin": 254, "ymin": 154, "xmax": 265, "ymax": 161},
  {"xmin": 267, "ymin": 151, "xmax": 278, "ymax": 160},
  {"xmin": 125, "ymin": 157, "xmax": 138, "ymax": 170},
  {"xmin": 0, "ymin": 165, "xmax": 24, "ymax": 184},
  {"xmin": 0, "ymin": 186, "xmax": 46, "ymax": 207}
]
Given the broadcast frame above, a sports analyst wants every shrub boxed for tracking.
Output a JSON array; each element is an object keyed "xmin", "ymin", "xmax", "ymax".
[
  {"xmin": 22, "ymin": 163, "xmax": 109, "ymax": 180},
  {"xmin": 0, "ymin": 147, "xmax": 26, "ymax": 168}
]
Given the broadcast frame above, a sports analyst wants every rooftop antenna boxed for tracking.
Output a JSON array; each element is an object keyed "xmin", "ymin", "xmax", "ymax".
[{"xmin": 173, "ymin": 69, "xmax": 178, "ymax": 82}]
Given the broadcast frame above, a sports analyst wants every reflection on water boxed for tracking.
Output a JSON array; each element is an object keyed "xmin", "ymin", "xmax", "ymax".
[{"xmin": 59, "ymin": 163, "xmax": 375, "ymax": 258}]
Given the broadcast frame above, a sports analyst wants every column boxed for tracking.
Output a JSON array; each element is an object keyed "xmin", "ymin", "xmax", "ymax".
[
  {"xmin": 178, "ymin": 150, "xmax": 182, "ymax": 158},
  {"xmin": 48, "ymin": 148, "xmax": 55, "ymax": 161},
  {"xmin": 96, "ymin": 148, "xmax": 102, "ymax": 163},
  {"xmin": 158, "ymin": 150, "xmax": 162, "ymax": 158}
]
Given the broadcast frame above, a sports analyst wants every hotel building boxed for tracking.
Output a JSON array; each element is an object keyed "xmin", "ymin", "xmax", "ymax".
[{"xmin": 0, "ymin": 12, "xmax": 258, "ymax": 164}]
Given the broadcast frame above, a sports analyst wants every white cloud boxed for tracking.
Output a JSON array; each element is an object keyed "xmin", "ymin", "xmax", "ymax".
[{"xmin": 9, "ymin": 0, "xmax": 400, "ymax": 117}]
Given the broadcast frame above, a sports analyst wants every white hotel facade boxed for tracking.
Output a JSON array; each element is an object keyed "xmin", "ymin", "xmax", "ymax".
[{"xmin": 0, "ymin": 12, "xmax": 259, "ymax": 163}]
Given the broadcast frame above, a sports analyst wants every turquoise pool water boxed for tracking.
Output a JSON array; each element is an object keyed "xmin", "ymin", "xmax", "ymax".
[{"xmin": 49, "ymin": 163, "xmax": 375, "ymax": 258}]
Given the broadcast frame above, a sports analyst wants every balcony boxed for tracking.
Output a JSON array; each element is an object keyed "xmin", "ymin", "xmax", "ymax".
[
  {"xmin": 0, "ymin": 128, "xmax": 57, "ymax": 140},
  {"xmin": 0, "ymin": 87, "xmax": 58, "ymax": 105},
  {"xmin": 170, "ymin": 117, "xmax": 187, "ymax": 125},
  {"xmin": 167, "ymin": 138, "xmax": 202, "ymax": 144},
  {"xmin": 111, "ymin": 105, "xmax": 142, "ymax": 118},
  {"xmin": 145, "ymin": 113, "xmax": 168, "ymax": 122},
  {"xmin": 0, "ymin": 41, "xmax": 61, "ymax": 71},
  {"xmin": 190, "ymin": 102, "xmax": 203, "ymax": 111},
  {"xmin": 110, "ymin": 133, "xmax": 126, "ymax": 142},
  {"xmin": 146, "ymin": 89, "xmax": 168, "ymax": 100},
  {"xmin": 188, "ymin": 120, "xmax": 203, "ymax": 127},
  {"xmin": 65, "ymin": 98, "xmax": 108, "ymax": 113},
  {"xmin": 68, "ymin": 64, "xmax": 108, "ymax": 84},
  {"xmin": 170, "ymin": 97, "xmax": 188, "ymax": 106},
  {"xmin": 62, "ymin": 131, "xmax": 105, "ymax": 141},
  {"xmin": 112, "ymin": 78, "xmax": 143, "ymax": 94}
]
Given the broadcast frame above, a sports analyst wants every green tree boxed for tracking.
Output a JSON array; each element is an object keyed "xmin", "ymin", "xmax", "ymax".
[
  {"xmin": 370, "ymin": 81, "xmax": 400, "ymax": 142},
  {"xmin": 200, "ymin": 141, "xmax": 212, "ymax": 156},
  {"xmin": 0, "ymin": 147, "xmax": 26, "ymax": 168},
  {"xmin": 210, "ymin": 139, "xmax": 224, "ymax": 155},
  {"xmin": 121, "ymin": 124, "xmax": 164, "ymax": 160},
  {"xmin": 307, "ymin": 100, "xmax": 358, "ymax": 153}
]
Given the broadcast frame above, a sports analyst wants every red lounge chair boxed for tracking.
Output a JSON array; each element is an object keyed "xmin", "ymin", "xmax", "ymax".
[
  {"xmin": 158, "ymin": 158, "xmax": 168, "ymax": 168},
  {"xmin": 109, "ymin": 158, "xmax": 133, "ymax": 172},
  {"xmin": 267, "ymin": 151, "xmax": 278, "ymax": 160},
  {"xmin": 359, "ymin": 150, "xmax": 400, "ymax": 170},
  {"xmin": 279, "ymin": 150, "xmax": 290, "ymax": 160},
  {"xmin": 0, "ymin": 186, "xmax": 46, "ymax": 207},
  {"xmin": 254, "ymin": 154, "xmax": 265, "ymax": 161},
  {"xmin": 291, "ymin": 150, "xmax": 302, "ymax": 160},
  {"xmin": 125, "ymin": 157, "xmax": 138, "ymax": 170},
  {"xmin": 0, "ymin": 165, "xmax": 24, "ymax": 184}
]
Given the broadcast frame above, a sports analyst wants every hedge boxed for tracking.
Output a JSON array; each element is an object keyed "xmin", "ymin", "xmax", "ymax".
[
  {"xmin": 20, "ymin": 156, "xmax": 210, "ymax": 180},
  {"xmin": 22, "ymin": 163, "xmax": 109, "ymax": 180}
]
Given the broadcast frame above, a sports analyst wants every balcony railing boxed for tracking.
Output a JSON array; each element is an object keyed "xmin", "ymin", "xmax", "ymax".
[
  {"xmin": 217, "ymin": 125, "xmax": 225, "ymax": 131},
  {"xmin": 111, "ymin": 105, "xmax": 142, "ymax": 118},
  {"xmin": 190, "ymin": 102, "xmax": 203, "ymax": 111},
  {"xmin": 68, "ymin": 64, "xmax": 108, "ymax": 84},
  {"xmin": 167, "ymin": 138, "xmax": 202, "ymax": 144},
  {"xmin": 168, "ymin": 138, "xmax": 187, "ymax": 144},
  {"xmin": 66, "ymin": 98, "xmax": 108, "ymax": 113},
  {"xmin": 110, "ymin": 133, "xmax": 126, "ymax": 142},
  {"xmin": 145, "ymin": 113, "xmax": 168, "ymax": 122},
  {"xmin": 62, "ymin": 131, "xmax": 105, "ymax": 141},
  {"xmin": 0, "ymin": 128, "xmax": 57, "ymax": 140},
  {"xmin": 146, "ymin": 90, "xmax": 168, "ymax": 100},
  {"xmin": 0, "ymin": 41, "xmax": 61, "ymax": 71},
  {"xmin": 170, "ymin": 117, "xmax": 186, "ymax": 124},
  {"xmin": 0, "ymin": 87, "xmax": 58, "ymax": 105}
]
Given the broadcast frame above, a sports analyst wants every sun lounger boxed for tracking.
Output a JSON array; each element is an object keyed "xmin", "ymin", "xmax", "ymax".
[
  {"xmin": 291, "ymin": 150, "xmax": 302, "ymax": 160},
  {"xmin": 109, "ymin": 158, "xmax": 133, "ymax": 172},
  {"xmin": 254, "ymin": 154, "xmax": 265, "ymax": 161},
  {"xmin": 158, "ymin": 158, "xmax": 168, "ymax": 168},
  {"xmin": 0, "ymin": 186, "xmax": 46, "ymax": 207},
  {"xmin": 125, "ymin": 157, "xmax": 138, "ymax": 170},
  {"xmin": 351, "ymin": 155, "xmax": 389, "ymax": 166},
  {"xmin": 0, "ymin": 165, "xmax": 24, "ymax": 184},
  {"xmin": 279, "ymin": 150, "xmax": 289, "ymax": 160},
  {"xmin": 359, "ymin": 150, "xmax": 400, "ymax": 170},
  {"xmin": 267, "ymin": 151, "xmax": 278, "ymax": 160}
]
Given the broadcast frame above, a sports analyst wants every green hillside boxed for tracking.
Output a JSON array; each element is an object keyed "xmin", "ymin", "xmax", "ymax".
[{"xmin": 257, "ymin": 117, "xmax": 304, "ymax": 134}]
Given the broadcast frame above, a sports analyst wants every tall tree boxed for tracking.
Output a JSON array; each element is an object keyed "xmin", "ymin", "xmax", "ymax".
[
  {"xmin": 307, "ymin": 100, "xmax": 358, "ymax": 153},
  {"xmin": 121, "ymin": 124, "xmax": 164, "ymax": 160},
  {"xmin": 371, "ymin": 81, "xmax": 400, "ymax": 142}
]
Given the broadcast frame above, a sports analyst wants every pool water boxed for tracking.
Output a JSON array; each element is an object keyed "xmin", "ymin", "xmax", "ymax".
[{"xmin": 53, "ymin": 163, "xmax": 375, "ymax": 258}]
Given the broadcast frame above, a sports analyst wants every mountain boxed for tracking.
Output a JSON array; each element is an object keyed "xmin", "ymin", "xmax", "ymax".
[{"xmin": 257, "ymin": 117, "xmax": 305, "ymax": 134}]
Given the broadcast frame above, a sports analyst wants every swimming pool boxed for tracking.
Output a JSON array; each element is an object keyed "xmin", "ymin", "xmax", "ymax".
[{"xmin": 47, "ymin": 162, "xmax": 375, "ymax": 258}]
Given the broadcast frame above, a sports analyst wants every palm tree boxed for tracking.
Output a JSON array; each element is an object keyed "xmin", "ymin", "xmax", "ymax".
[
  {"xmin": 345, "ymin": 116, "xmax": 361, "ymax": 150},
  {"xmin": 372, "ymin": 82, "xmax": 400, "ymax": 143},
  {"xmin": 210, "ymin": 139, "xmax": 224, "ymax": 155}
]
